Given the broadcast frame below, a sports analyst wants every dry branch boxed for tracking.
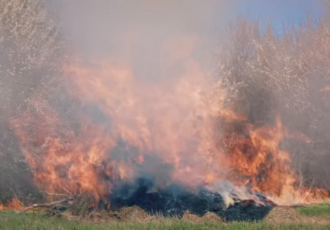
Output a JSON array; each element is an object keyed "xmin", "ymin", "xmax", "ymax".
[
  {"xmin": 16, "ymin": 196, "xmax": 74, "ymax": 214},
  {"xmin": 218, "ymin": 13, "xmax": 330, "ymax": 191}
]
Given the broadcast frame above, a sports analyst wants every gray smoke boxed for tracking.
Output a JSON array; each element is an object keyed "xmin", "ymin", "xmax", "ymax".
[{"xmin": 49, "ymin": 0, "xmax": 238, "ymax": 81}]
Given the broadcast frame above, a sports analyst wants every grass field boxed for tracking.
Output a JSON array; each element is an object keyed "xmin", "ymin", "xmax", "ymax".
[
  {"xmin": 0, "ymin": 205, "xmax": 330, "ymax": 230},
  {"xmin": 296, "ymin": 204, "xmax": 330, "ymax": 218}
]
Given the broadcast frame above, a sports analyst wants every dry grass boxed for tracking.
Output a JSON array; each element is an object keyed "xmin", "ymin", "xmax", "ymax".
[
  {"xmin": 58, "ymin": 205, "xmax": 225, "ymax": 225},
  {"xmin": 265, "ymin": 207, "xmax": 302, "ymax": 223},
  {"xmin": 181, "ymin": 211, "xmax": 224, "ymax": 224},
  {"xmin": 115, "ymin": 206, "xmax": 149, "ymax": 222},
  {"xmin": 181, "ymin": 212, "xmax": 203, "ymax": 223}
]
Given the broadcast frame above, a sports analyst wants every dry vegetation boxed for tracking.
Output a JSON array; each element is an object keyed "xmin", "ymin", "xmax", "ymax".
[
  {"xmin": 0, "ymin": 0, "xmax": 330, "ymax": 210},
  {"xmin": 217, "ymin": 2, "xmax": 330, "ymax": 191},
  {"xmin": 0, "ymin": 0, "xmax": 62, "ymax": 202},
  {"xmin": 0, "ymin": 1, "xmax": 330, "ymax": 229}
]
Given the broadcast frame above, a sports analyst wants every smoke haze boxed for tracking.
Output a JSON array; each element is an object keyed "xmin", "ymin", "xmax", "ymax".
[
  {"xmin": 50, "ymin": 0, "xmax": 238, "ymax": 81},
  {"xmin": 1, "ymin": 0, "xmax": 329, "ymax": 209}
]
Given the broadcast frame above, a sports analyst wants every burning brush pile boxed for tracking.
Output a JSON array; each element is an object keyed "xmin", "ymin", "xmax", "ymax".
[
  {"xmin": 1, "ymin": 0, "xmax": 330, "ymax": 223},
  {"xmin": 6, "ymin": 55, "xmax": 330, "ymax": 221}
]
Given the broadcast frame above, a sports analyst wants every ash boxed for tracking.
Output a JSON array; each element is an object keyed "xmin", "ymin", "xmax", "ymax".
[{"xmin": 109, "ymin": 178, "xmax": 274, "ymax": 222}]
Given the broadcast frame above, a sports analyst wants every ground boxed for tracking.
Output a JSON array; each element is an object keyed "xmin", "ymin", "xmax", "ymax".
[{"xmin": 0, "ymin": 205, "xmax": 330, "ymax": 230}]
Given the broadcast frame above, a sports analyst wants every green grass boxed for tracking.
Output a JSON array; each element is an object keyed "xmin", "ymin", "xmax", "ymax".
[
  {"xmin": 296, "ymin": 204, "xmax": 330, "ymax": 217},
  {"xmin": 0, "ymin": 211, "xmax": 329, "ymax": 230}
]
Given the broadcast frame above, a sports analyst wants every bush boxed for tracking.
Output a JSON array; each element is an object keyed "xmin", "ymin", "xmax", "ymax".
[
  {"xmin": 0, "ymin": 0, "xmax": 62, "ymax": 201},
  {"xmin": 217, "ymin": 3, "xmax": 330, "ymax": 190}
]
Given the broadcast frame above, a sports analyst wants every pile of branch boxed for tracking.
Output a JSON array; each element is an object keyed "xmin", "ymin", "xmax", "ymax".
[
  {"xmin": 17, "ymin": 196, "xmax": 73, "ymax": 215},
  {"xmin": 17, "ymin": 195, "xmax": 94, "ymax": 217},
  {"xmin": 15, "ymin": 195, "xmax": 151, "ymax": 224}
]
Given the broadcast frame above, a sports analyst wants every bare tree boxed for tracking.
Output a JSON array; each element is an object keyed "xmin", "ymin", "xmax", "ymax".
[
  {"xmin": 0, "ymin": 0, "xmax": 62, "ymax": 202},
  {"xmin": 217, "ymin": 4, "xmax": 330, "ymax": 190}
]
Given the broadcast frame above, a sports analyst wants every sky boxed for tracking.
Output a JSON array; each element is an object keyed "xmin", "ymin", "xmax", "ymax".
[
  {"xmin": 49, "ymin": 0, "xmax": 326, "ymax": 81},
  {"xmin": 236, "ymin": 0, "xmax": 324, "ymax": 32}
]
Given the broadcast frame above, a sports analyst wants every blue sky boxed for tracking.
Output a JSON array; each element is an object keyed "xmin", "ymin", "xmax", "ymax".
[{"xmin": 236, "ymin": 0, "xmax": 324, "ymax": 32}]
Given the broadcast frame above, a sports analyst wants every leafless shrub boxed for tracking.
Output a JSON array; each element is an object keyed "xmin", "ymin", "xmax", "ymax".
[
  {"xmin": 0, "ymin": 0, "xmax": 62, "ymax": 201},
  {"xmin": 217, "ymin": 3, "xmax": 330, "ymax": 190},
  {"xmin": 1, "ymin": 0, "xmax": 330, "ymax": 201}
]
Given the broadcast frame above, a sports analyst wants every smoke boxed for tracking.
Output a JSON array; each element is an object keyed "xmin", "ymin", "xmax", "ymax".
[
  {"xmin": 2, "ymin": 0, "xmax": 329, "ymax": 207},
  {"xmin": 217, "ymin": 12, "xmax": 330, "ymax": 192},
  {"xmin": 0, "ymin": 0, "xmax": 62, "ymax": 201},
  {"xmin": 40, "ymin": 0, "xmax": 240, "ymax": 193},
  {"xmin": 50, "ymin": 0, "xmax": 238, "ymax": 81}
]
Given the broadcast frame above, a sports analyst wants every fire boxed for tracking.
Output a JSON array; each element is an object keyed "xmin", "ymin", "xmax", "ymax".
[
  {"xmin": 221, "ymin": 117, "xmax": 329, "ymax": 205},
  {"xmin": 320, "ymin": 86, "xmax": 330, "ymax": 92},
  {"xmin": 10, "ymin": 52, "xmax": 330, "ymax": 207},
  {"xmin": 0, "ymin": 198, "xmax": 24, "ymax": 211},
  {"xmin": 225, "ymin": 117, "xmax": 295, "ymax": 194},
  {"xmin": 12, "ymin": 54, "xmax": 226, "ymax": 203}
]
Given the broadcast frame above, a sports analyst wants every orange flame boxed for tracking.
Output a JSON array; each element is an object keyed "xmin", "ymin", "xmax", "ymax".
[
  {"xmin": 0, "ymin": 198, "xmax": 24, "ymax": 211},
  {"xmin": 11, "ymin": 52, "xmax": 330, "ymax": 206}
]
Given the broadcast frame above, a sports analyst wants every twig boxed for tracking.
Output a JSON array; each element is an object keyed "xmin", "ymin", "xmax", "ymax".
[
  {"xmin": 16, "ymin": 196, "xmax": 74, "ymax": 214},
  {"xmin": 40, "ymin": 192, "xmax": 72, "ymax": 197},
  {"xmin": 61, "ymin": 187, "xmax": 72, "ymax": 196}
]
